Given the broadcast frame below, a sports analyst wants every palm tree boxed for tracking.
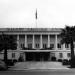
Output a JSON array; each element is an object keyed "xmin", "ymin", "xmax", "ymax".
[
  {"xmin": 0, "ymin": 33, "xmax": 17, "ymax": 65},
  {"xmin": 60, "ymin": 26, "xmax": 75, "ymax": 60}
]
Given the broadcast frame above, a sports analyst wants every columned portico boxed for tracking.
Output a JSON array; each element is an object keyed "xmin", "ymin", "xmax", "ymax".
[{"xmin": 0, "ymin": 28, "xmax": 71, "ymax": 61}]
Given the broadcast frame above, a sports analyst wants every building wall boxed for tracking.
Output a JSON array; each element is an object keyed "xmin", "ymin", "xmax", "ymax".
[{"xmin": 0, "ymin": 28, "xmax": 72, "ymax": 61}]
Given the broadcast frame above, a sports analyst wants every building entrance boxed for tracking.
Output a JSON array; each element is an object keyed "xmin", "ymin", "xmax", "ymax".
[{"xmin": 25, "ymin": 52, "xmax": 50, "ymax": 61}]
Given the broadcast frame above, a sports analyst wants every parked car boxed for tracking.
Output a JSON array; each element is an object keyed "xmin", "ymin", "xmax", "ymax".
[{"xmin": 0, "ymin": 60, "xmax": 7, "ymax": 71}]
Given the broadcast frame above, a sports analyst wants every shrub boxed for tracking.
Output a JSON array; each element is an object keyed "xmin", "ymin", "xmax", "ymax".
[
  {"xmin": 6, "ymin": 59, "xmax": 14, "ymax": 66},
  {"xmin": 62, "ymin": 59, "xmax": 69, "ymax": 65},
  {"xmin": 58, "ymin": 59, "xmax": 62, "ymax": 62},
  {"xmin": 51, "ymin": 57, "xmax": 56, "ymax": 61},
  {"xmin": 13, "ymin": 59, "xmax": 17, "ymax": 63},
  {"xmin": 18, "ymin": 56, "xmax": 24, "ymax": 62},
  {"xmin": 68, "ymin": 59, "xmax": 71, "ymax": 65}
]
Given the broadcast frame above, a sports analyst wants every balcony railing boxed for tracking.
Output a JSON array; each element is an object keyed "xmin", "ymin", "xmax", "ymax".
[{"xmin": 21, "ymin": 47, "xmax": 54, "ymax": 50}]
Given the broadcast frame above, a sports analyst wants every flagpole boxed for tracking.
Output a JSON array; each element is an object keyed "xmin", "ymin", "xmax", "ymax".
[
  {"xmin": 36, "ymin": 19, "xmax": 37, "ymax": 28},
  {"xmin": 35, "ymin": 9, "xmax": 37, "ymax": 28}
]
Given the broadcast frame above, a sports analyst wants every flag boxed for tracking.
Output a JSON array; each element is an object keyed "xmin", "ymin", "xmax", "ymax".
[{"xmin": 35, "ymin": 9, "xmax": 37, "ymax": 19}]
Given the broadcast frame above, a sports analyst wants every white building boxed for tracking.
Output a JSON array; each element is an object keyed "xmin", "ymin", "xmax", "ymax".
[{"xmin": 0, "ymin": 28, "xmax": 71, "ymax": 61}]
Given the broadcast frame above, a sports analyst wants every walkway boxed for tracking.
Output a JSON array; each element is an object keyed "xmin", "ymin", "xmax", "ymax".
[{"xmin": 9, "ymin": 62, "xmax": 69, "ymax": 70}]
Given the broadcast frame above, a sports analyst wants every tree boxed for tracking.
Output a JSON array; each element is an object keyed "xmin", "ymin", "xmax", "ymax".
[
  {"xmin": 60, "ymin": 26, "xmax": 75, "ymax": 60},
  {"xmin": 0, "ymin": 33, "xmax": 17, "ymax": 65}
]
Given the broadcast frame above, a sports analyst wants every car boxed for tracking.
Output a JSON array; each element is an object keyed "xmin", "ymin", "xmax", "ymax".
[{"xmin": 0, "ymin": 60, "xmax": 7, "ymax": 71}]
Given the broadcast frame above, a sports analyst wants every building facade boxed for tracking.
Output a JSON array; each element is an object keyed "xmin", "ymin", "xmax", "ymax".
[{"xmin": 0, "ymin": 28, "xmax": 71, "ymax": 61}]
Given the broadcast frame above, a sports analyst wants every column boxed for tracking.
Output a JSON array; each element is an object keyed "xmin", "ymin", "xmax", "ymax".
[
  {"xmin": 23, "ymin": 52, "xmax": 26, "ymax": 61},
  {"xmin": 25, "ymin": 35, "xmax": 27, "ymax": 48},
  {"xmin": 63, "ymin": 44, "xmax": 65, "ymax": 50},
  {"xmin": 40, "ymin": 35, "xmax": 42, "ymax": 49},
  {"xmin": 55, "ymin": 35, "xmax": 57, "ymax": 50},
  {"xmin": 17, "ymin": 35, "xmax": 19, "ymax": 50},
  {"xmin": 48, "ymin": 34, "xmax": 50, "ymax": 48},
  {"xmin": 32, "ymin": 34, "xmax": 35, "ymax": 48}
]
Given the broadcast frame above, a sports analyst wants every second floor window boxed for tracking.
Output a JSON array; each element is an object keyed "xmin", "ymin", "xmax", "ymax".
[
  {"xmin": 50, "ymin": 44, "xmax": 54, "ymax": 49},
  {"xmin": 21, "ymin": 43, "xmax": 24, "ymax": 49},
  {"xmin": 65, "ymin": 44, "xmax": 69, "ymax": 48},
  {"xmin": 57, "ymin": 43, "xmax": 61, "ymax": 48},
  {"xmin": 35, "ymin": 44, "xmax": 39, "ymax": 48},
  {"xmin": 28, "ymin": 43, "xmax": 32, "ymax": 49},
  {"xmin": 43, "ymin": 44, "xmax": 47, "ymax": 49}
]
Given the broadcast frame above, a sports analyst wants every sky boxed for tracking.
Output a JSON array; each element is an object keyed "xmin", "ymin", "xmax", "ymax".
[{"xmin": 0, "ymin": 0, "xmax": 75, "ymax": 28}]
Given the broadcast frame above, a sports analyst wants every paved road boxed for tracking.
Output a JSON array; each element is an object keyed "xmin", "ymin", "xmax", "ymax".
[
  {"xmin": 9, "ymin": 62, "xmax": 69, "ymax": 70},
  {"xmin": 0, "ymin": 69, "xmax": 75, "ymax": 75}
]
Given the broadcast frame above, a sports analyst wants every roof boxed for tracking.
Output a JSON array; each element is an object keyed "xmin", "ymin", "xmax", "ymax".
[{"xmin": 0, "ymin": 28, "xmax": 62, "ymax": 32}]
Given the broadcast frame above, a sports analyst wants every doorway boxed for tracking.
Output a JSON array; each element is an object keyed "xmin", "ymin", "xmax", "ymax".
[{"xmin": 25, "ymin": 52, "xmax": 50, "ymax": 61}]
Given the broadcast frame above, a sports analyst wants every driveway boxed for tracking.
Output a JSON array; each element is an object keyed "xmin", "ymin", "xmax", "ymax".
[{"xmin": 9, "ymin": 62, "xmax": 69, "ymax": 70}]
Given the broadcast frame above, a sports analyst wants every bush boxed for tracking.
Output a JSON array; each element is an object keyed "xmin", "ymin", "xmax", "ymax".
[
  {"xmin": 6, "ymin": 60, "xmax": 14, "ymax": 66},
  {"xmin": 18, "ymin": 56, "xmax": 24, "ymax": 62},
  {"xmin": 51, "ymin": 57, "xmax": 56, "ymax": 61},
  {"xmin": 58, "ymin": 59, "xmax": 62, "ymax": 62},
  {"xmin": 68, "ymin": 59, "xmax": 71, "ymax": 65},
  {"xmin": 13, "ymin": 59, "xmax": 17, "ymax": 63},
  {"xmin": 62, "ymin": 59, "xmax": 69, "ymax": 65}
]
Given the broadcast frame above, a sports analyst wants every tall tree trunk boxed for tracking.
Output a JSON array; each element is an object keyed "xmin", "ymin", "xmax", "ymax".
[
  {"xmin": 70, "ymin": 40, "xmax": 74, "ymax": 59},
  {"xmin": 4, "ymin": 49, "xmax": 7, "ymax": 65},
  {"xmin": 70, "ymin": 40, "xmax": 75, "ymax": 67}
]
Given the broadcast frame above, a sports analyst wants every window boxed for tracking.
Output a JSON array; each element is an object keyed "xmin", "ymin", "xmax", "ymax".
[
  {"xmin": 43, "ymin": 44, "xmax": 47, "ymax": 49},
  {"xmin": 28, "ymin": 43, "xmax": 32, "ymax": 49},
  {"xmin": 65, "ymin": 44, "xmax": 69, "ymax": 48},
  {"xmin": 59, "ymin": 53, "xmax": 63, "ymax": 58},
  {"xmin": 57, "ymin": 43, "xmax": 61, "ymax": 48},
  {"xmin": 12, "ymin": 53, "xmax": 15, "ymax": 58},
  {"xmin": 35, "ymin": 44, "xmax": 39, "ymax": 48},
  {"xmin": 21, "ymin": 43, "xmax": 24, "ymax": 49},
  {"xmin": 50, "ymin": 44, "xmax": 54, "ymax": 49},
  {"xmin": 67, "ymin": 53, "xmax": 70, "ymax": 57}
]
